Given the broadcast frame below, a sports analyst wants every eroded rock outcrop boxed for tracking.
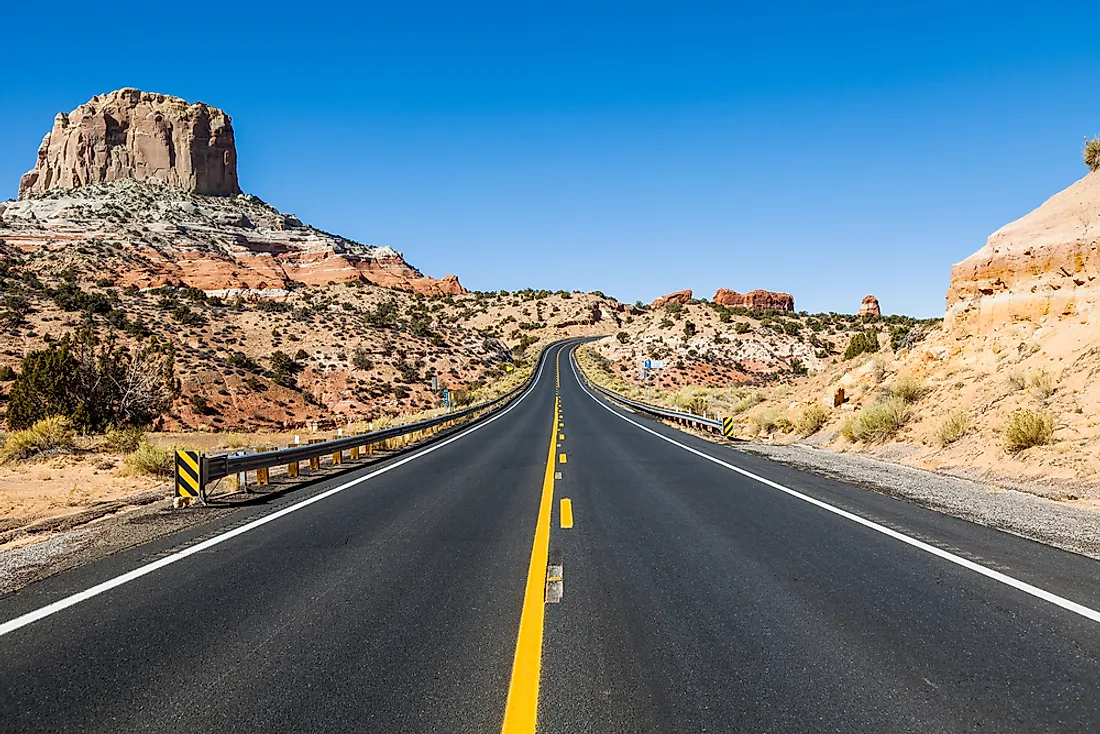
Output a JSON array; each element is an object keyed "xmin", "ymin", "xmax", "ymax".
[
  {"xmin": 859, "ymin": 295, "xmax": 881, "ymax": 317},
  {"xmin": 713, "ymin": 288, "xmax": 794, "ymax": 312},
  {"xmin": 19, "ymin": 89, "xmax": 239, "ymax": 198},
  {"xmin": 945, "ymin": 170, "xmax": 1100, "ymax": 333},
  {"xmin": 652, "ymin": 290, "xmax": 692, "ymax": 308}
]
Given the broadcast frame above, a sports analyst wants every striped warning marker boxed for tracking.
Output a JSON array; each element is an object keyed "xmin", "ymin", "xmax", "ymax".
[
  {"xmin": 722, "ymin": 416, "xmax": 735, "ymax": 438},
  {"xmin": 175, "ymin": 450, "xmax": 202, "ymax": 498}
]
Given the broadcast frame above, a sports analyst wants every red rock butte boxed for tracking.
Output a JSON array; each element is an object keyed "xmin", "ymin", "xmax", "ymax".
[
  {"xmin": 651, "ymin": 290, "xmax": 693, "ymax": 308},
  {"xmin": 8, "ymin": 89, "xmax": 465, "ymax": 297},
  {"xmin": 713, "ymin": 288, "xmax": 794, "ymax": 312}
]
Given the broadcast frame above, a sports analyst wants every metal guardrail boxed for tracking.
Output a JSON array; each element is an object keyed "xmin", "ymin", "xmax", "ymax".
[
  {"xmin": 176, "ymin": 343, "xmax": 559, "ymax": 504},
  {"xmin": 571, "ymin": 351, "xmax": 735, "ymax": 438}
]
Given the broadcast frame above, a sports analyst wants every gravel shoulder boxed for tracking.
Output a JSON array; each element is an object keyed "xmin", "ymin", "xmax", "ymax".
[{"xmin": 738, "ymin": 441, "xmax": 1100, "ymax": 560}]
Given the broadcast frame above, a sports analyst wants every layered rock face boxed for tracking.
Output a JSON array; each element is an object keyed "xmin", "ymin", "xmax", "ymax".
[
  {"xmin": 19, "ymin": 89, "xmax": 239, "ymax": 198},
  {"xmin": 1, "ymin": 181, "xmax": 464, "ymax": 296},
  {"xmin": 5, "ymin": 89, "xmax": 464, "ymax": 296},
  {"xmin": 859, "ymin": 295, "xmax": 881, "ymax": 317},
  {"xmin": 651, "ymin": 290, "xmax": 692, "ymax": 308},
  {"xmin": 945, "ymin": 171, "xmax": 1100, "ymax": 333},
  {"xmin": 713, "ymin": 288, "xmax": 794, "ymax": 312}
]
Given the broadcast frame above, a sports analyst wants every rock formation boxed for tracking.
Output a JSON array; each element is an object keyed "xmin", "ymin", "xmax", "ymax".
[
  {"xmin": 859, "ymin": 295, "xmax": 881, "ymax": 317},
  {"xmin": 19, "ymin": 89, "xmax": 239, "ymax": 198},
  {"xmin": 713, "ymin": 288, "xmax": 795, "ymax": 312},
  {"xmin": 652, "ymin": 290, "xmax": 692, "ymax": 308},
  {"xmin": 945, "ymin": 170, "xmax": 1100, "ymax": 333},
  {"xmin": 5, "ymin": 89, "xmax": 464, "ymax": 296}
]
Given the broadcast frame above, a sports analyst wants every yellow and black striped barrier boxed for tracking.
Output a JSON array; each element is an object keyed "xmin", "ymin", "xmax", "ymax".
[
  {"xmin": 175, "ymin": 449, "xmax": 202, "ymax": 500},
  {"xmin": 722, "ymin": 416, "xmax": 735, "ymax": 438}
]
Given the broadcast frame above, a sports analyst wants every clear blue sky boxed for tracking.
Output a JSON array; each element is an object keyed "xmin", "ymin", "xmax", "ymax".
[{"xmin": 2, "ymin": 2, "xmax": 1097, "ymax": 316}]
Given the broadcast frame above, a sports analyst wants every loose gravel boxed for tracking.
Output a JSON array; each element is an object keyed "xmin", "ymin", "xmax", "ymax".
[{"xmin": 738, "ymin": 442, "xmax": 1100, "ymax": 560}]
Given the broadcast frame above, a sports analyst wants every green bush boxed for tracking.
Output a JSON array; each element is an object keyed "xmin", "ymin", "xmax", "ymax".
[
  {"xmin": 1003, "ymin": 409, "xmax": 1054, "ymax": 453},
  {"xmin": 841, "ymin": 397, "xmax": 912, "ymax": 443},
  {"xmin": 1085, "ymin": 136, "xmax": 1100, "ymax": 171},
  {"xmin": 124, "ymin": 440, "xmax": 175, "ymax": 476},
  {"xmin": 6, "ymin": 328, "xmax": 176, "ymax": 432},
  {"xmin": 795, "ymin": 404, "xmax": 830, "ymax": 436},
  {"xmin": 0, "ymin": 364, "xmax": 16, "ymax": 381},
  {"xmin": 0, "ymin": 416, "xmax": 76, "ymax": 463},
  {"xmin": 843, "ymin": 330, "xmax": 879, "ymax": 360}
]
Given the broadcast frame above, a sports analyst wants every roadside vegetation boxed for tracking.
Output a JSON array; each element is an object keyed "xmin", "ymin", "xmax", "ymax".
[{"xmin": 1003, "ymin": 409, "xmax": 1055, "ymax": 453}]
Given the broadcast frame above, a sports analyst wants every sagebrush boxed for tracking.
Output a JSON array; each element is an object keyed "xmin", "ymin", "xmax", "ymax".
[
  {"xmin": 795, "ymin": 404, "xmax": 830, "ymax": 437},
  {"xmin": 0, "ymin": 416, "xmax": 76, "ymax": 463},
  {"xmin": 934, "ymin": 411, "xmax": 969, "ymax": 447},
  {"xmin": 841, "ymin": 397, "xmax": 912, "ymax": 443},
  {"xmin": 1003, "ymin": 409, "xmax": 1054, "ymax": 453},
  {"xmin": 124, "ymin": 440, "xmax": 176, "ymax": 476}
]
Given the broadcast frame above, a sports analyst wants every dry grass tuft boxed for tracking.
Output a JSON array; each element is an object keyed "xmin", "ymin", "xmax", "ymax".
[
  {"xmin": 1028, "ymin": 369, "xmax": 1055, "ymax": 400},
  {"xmin": 748, "ymin": 409, "xmax": 779, "ymax": 436},
  {"xmin": 794, "ymin": 404, "xmax": 830, "ymax": 437},
  {"xmin": 934, "ymin": 411, "xmax": 970, "ymax": 447},
  {"xmin": 104, "ymin": 425, "xmax": 146, "ymax": 454},
  {"xmin": 0, "ymin": 416, "xmax": 76, "ymax": 463},
  {"xmin": 841, "ymin": 397, "xmax": 912, "ymax": 443},
  {"xmin": 889, "ymin": 374, "xmax": 928, "ymax": 404},
  {"xmin": 1003, "ymin": 409, "xmax": 1054, "ymax": 453},
  {"xmin": 124, "ymin": 440, "xmax": 176, "ymax": 477}
]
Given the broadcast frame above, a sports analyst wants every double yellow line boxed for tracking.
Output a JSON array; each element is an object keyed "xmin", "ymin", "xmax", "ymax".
[{"xmin": 500, "ymin": 347, "xmax": 563, "ymax": 732}]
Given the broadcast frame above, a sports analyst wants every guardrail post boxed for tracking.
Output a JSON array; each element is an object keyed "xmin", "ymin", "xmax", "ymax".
[
  {"xmin": 174, "ymin": 449, "xmax": 202, "ymax": 507},
  {"xmin": 350, "ymin": 445, "xmax": 360, "ymax": 460},
  {"xmin": 308, "ymin": 439, "xmax": 320, "ymax": 470},
  {"xmin": 257, "ymin": 467, "xmax": 270, "ymax": 486},
  {"xmin": 332, "ymin": 448, "xmax": 343, "ymax": 465}
]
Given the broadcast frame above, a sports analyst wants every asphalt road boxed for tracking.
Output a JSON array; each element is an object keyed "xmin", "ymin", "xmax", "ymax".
[{"xmin": 2, "ymin": 342, "xmax": 1100, "ymax": 732}]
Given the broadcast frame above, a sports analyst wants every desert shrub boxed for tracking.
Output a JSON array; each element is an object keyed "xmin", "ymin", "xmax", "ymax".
[
  {"xmin": 124, "ymin": 440, "xmax": 175, "ymax": 476},
  {"xmin": 616, "ymin": 331, "xmax": 629, "ymax": 344},
  {"xmin": 731, "ymin": 392, "xmax": 765, "ymax": 414},
  {"xmin": 734, "ymin": 322, "xmax": 751, "ymax": 334},
  {"xmin": 170, "ymin": 306, "xmax": 205, "ymax": 326},
  {"xmin": 1028, "ymin": 369, "xmax": 1055, "ymax": 400},
  {"xmin": 843, "ymin": 330, "xmax": 879, "ymax": 360},
  {"xmin": 748, "ymin": 409, "xmax": 778, "ymax": 435},
  {"xmin": 795, "ymin": 404, "xmax": 830, "ymax": 436},
  {"xmin": 889, "ymin": 375, "xmax": 928, "ymax": 404},
  {"xmin": 0, "ymin": 364, "xmax": 16, "ymax": 381},
  {"xmin": 0, "ymin": 416, "xmax": 76, "ymax": 463},
  {"xmin": 104, "ymin": 424, "xmax": 146, "ymax": 453},
  {"xmin": 351, "ymin": 349, "xmax": 374, "ymax": 370},
  {"xmin": 774, "ymin": 417, "xmax": 795, "ymax": 433},
  {"xmin": 7, "ymin": 328, "xmax": 177, "ymax": 432},
  {"xmin": 225, "ymin": 351, "xmax": 258, "ymax": 370},
  {"xmin": 255, "ymin": 299, "xmax": 290, "ymax": 313},
  {"xmin": 1003, "ymin": 409, "xmax": 1054, "ymax": 453},
  {"xmin": 789, "ymin": 358, "xmax": 808, "ymax": 376},
  {"xmin": 934, "ymin": 411, "xmax": 970, "ymax": 447},
  {"xmin": 841, "ymin": 397, "xmax": 912, "ymax": 443},
  {"xmin": 1006, "ymin": 370, "xmax": 1026, "ymax": 391},
  {"xmin": 1085, "ymin": 136, "xmax": 1100, "ymax": 171}
]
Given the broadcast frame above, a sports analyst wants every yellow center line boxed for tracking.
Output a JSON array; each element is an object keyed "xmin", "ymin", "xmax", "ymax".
[
  {"xmin": 500, "ymin": 348, "xmax": 561, "ymax": 733},
  {"xmin": 560, "ymin": 498, "xmax": 573, "ymax": 529}
]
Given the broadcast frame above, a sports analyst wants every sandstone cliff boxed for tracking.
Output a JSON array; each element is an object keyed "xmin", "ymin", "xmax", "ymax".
[
  {"xmin": 652, "ymin": 290, "xmax": 692, "ymax": 308},
  {"xmin": 945, "ymin": 170, "xmax": 1100, "ymax": 333},
  {"xmin": 19, "ymin": 89, "xmax": 239, "ymax": 198},
  {"xmin": 6, "ymin": 89, "xmax": 464, "ymax": 296},
  {"xmin": 713, "ymin": 288, "xmax": 794, "ymax": 312}
]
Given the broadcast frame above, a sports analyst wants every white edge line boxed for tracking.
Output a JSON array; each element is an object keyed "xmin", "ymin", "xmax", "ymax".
[
  {"xmin": 567, "ymin": 348, "xmax": 1100, "ymax": 624},
  {"xmin": 0, "ymin": 349, "xmax": 555, "ymax": 638}
]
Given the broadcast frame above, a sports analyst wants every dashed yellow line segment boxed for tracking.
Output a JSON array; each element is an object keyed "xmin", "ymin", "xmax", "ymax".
[
  {"xmin": 560, "ymin": 498, "xmax": 573, "ymax": 529},
  {"xmin": 500, "ymin": 347, "xmax": 563, "ymax": 733}
]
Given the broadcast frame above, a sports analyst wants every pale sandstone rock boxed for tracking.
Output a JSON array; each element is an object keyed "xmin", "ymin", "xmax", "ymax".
[
  {"xmin": 19, "ymin": 89, "xmax": 239, "ymax": 198},
  {"xmin": 946, "ymin": 170, "xmax": 1100, "ymax": 333}
]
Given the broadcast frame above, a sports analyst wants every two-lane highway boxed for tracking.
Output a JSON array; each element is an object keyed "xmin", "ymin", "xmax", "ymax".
[{"xmin": 2, "ymin": 342, "xmax": 1100, "ymax": 732}]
